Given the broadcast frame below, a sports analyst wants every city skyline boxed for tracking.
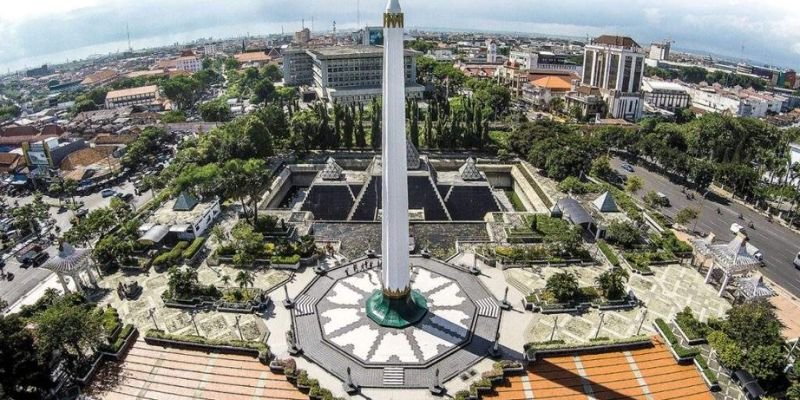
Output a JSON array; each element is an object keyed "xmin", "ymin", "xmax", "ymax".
[{"xmin": 1, "ymin": 0, "xmax": 799, "ymax": 72}]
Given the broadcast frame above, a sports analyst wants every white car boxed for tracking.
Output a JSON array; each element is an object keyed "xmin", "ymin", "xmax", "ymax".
[{"xmin": 794, "ymin": 252, "xmax": 800, "ymax": 269}]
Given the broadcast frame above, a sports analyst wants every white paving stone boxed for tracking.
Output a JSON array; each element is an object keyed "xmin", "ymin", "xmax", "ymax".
[
  {"xmin": 413, "ymin": 326, "xmax": 457, "ymax": 360},
  {"xmin": 370, "ymin": 332, "xmax": 419, "ymax": 363},
  {"xmin": 322, "ymin": 308, "xmax": 362, "ymax": 334},
  {"xmin": 344, "ymin": 270, "xmax": 380, "ymax": 293},
  {"xmin": 428, "ymin": 282, "xmax": 465, "ymax": 307},
  {"xmin": 328, "ymin": 284, "xmax": 362, "ymax": 306},
  {"xmin": 429, "ymin": 309, "xmax": 470, "ymax": 337},
  {"xmin": 412, "ymin": 268, "xmax": 451, "ymax": 293},
  {"xmin": 330, "ymin": 324, "xmax": 380, "ymax": 360}
]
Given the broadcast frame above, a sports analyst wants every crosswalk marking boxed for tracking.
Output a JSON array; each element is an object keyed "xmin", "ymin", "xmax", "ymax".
[
  {"xmin": 294, "ymin": 294, "xmax": 316, "ymax": 316},
  {"xmin": 476, "ymin": 297, "xmax": 500, "ymax": 318},
  {"xmin": 382, "ymin": 367, "xmax": 404, "ymax": 385}
]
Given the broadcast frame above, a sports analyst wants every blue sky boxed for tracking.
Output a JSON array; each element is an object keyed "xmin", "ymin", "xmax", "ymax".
[{"xmin": 0, "ymin": 0, "xmax": 798, "ymax": 72}]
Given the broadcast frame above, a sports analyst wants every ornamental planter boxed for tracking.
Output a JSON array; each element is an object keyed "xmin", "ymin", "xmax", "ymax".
[
  {"xmin": 673, "ymin": 318, "xmax": 708, "ymax": 346},
  {"xmin": 693, "ymin": 359, "xmax": 720, "ymax": 391}
]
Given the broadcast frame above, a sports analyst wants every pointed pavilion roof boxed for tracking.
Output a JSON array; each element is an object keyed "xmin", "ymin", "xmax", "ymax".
[
  {"xmin": 173, "ymin": 191, "xmax": 199, "ymax": 211},
  {"xmin": 320, "ymin": 157, "xmax": 344, "ymax": 181},
  {"xmin": 42, "ymin": 242, "xmax": 91, "ymax": 274},
  {"xmin": 407, "ymin": 140, "xmax": 421, "ymax": 170},
  {"xmin": 550, "ymin": 202, "xmax": 563, "ymax": 218},
  {"xmin": 736, "ymin": 275, "xmax": 774, "ymax": 300},
  {"xmin": 592, "ymin": 191, "xmax": 619, "ymax": 213},
  {"xmin": 709, "ymin": 233, "xmax": 761, "ymax": 275},
  {"xmin": 458, "ymin": 157, "xmax": 483, "ymax": 181}
]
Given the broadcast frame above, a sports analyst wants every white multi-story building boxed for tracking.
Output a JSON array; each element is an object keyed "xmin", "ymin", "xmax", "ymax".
[
  {"xmin": 642, "ymin": 79, "xmax": 690, "ymax": 111},
  {"xmin": 175, "ymin": 56, "xmax": 202, "ymax": 73},
  {"xmin": 283, "ymin": 45, "xmax": 424, "ymax": 104},
  {"xmin": 486, "ymin": 40, "xmax": 498, "ymax": 63},
  {"xmin": 579, "ymin": 35, "xmax": 646, "ymax": 121},
  {"xmin": 508, "ymin": 50, "xmax": 582, "ymax": 74},
  {"xmin": 104, "ymin": 85, "xmax": 160, "ymax": 109},
  {"xmin": 648, "ymin": 42, "xmax": 670, "ymax": 61}
]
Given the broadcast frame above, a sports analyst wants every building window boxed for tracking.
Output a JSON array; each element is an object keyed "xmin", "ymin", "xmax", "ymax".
[{"xmin": 632, "ymin": 57, "xmax": 643, "ymax": 92}]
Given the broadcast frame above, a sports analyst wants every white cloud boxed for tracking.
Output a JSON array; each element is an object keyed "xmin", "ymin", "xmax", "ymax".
[{"xmin": 0, "ymin": 0, "xmax": 798, "ymax": 71}]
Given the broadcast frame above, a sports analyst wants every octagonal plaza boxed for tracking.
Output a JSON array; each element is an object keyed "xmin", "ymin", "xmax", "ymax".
[{"xmin": 293, "ymin": 255, "xmax": 502, "ymax": 388}]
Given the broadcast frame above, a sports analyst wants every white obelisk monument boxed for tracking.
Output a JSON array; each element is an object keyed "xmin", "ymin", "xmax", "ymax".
[
  {"xmin": 367, "ymin": 0, "xmax": 427, "ymax": 327},
  {"xmin": 381, "ymin": 0, "xmax": 410, "ymax": 299}
]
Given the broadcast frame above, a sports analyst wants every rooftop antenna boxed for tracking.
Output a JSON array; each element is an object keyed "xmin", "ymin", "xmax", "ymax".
[
  {"xmin": 126, "ymin": 23, "xmax": 132, "ymax": 52},
  {"xmin": 333, "ymin": 20, "xmax": 337, "ymax": 34}
]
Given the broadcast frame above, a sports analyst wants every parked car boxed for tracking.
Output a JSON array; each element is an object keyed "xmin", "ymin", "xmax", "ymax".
[
  {"xmin": 794, "ymin": 251, "xmax": 800, "ymax": 269},
  {"xmin": 101, "ymin": 189, "xmax": 116, "ymax": 198},
  {"xmin": 19, "ymin": 250, "xmax": 48, "ymax": 267},
  {"xmin": 76, "ymin": 208, "xmax": 89, "ymax": 218},
  {"xmin": 621, "ymin": 163, "xmax": 635, "ymax": 172},
  {"xmin": 116, "ymin": 192, "xmax": 134, "ymax": 202}
]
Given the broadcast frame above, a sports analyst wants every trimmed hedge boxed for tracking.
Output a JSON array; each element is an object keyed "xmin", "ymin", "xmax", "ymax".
[
  {"xmin": 145, "ymin": 329, "xmax": 269, "ymax": 358},
  {"xmin": 153, "ymin": 241, "xmax": 190, "ymax": 266},
  {"xmin": 99, "ymin": 324, "xmax": 134, "ymax": 353},
  {"xmin": 598, "ymin": 240, "xmax": 620, "ymax": 266},
  {"xmin": 695, "ymin": 354, "xmax": 719, "ymax": 384},
  {"xmin": 182, "ymin": 236, "xmax": 207, "ymax": 259},
  {"xmin": 675, "ymin": 307, "xmax": 708, "ymax": 341},
  {"xmin": 524, "ymin": 335, "xmax": 650, "ymax": 352},
  {"xmin": 655, "ymin": 318, "xmax": 700, "ymax": 359},
  {"xmin": 271, "ymin": 254, "xmax": 301, "ymax": 265}
]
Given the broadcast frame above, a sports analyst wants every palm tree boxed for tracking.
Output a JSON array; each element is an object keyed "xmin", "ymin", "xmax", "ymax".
[
  {"xmin": 220, "ymin": 275, "xmax": 231, "ymax": 287},
  {"xmin": 545, "ymin": 272, "xmax": 579, "ymax": 303},
  {"xmin": 595, "ymin": 268, "xmax": 629, "ymax": 300},
  {"xmin": 235, "ymin": 270, "xmax": 254, "ymax": 290}
]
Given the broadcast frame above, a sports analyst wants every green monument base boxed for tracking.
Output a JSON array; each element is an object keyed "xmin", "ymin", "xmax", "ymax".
[{"xmin": 365, "ymin": 289, "xmax": 428, "ymax": 328}]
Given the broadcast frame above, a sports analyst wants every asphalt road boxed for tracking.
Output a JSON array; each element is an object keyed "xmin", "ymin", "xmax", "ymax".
[
  {"xmin": 611, "ymin": 157, "xmax": 800, "ymax": 297},
  {"xmin": 1, "ymin": 180, "xmax": 153, "ymax": 309}
]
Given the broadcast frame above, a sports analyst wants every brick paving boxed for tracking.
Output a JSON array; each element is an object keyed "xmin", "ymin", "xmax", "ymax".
[
  {"xmin": 85, "ymin": 340, "xmax": 306, "ymax": 400},
  {"xmin": 485, "ymin": 337, "xmax": 713, "ymax": 400}
]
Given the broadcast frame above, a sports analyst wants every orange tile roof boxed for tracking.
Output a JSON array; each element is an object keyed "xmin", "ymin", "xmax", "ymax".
[
  {"xmin": 105, "ymin": 85, "xmax": 159, "ymax": 101},
  {"xmin": 234, "ymin": 52, "xmax": 272, "ymax": 63},
  {"xmin": 86, "ymin": 339, "xmax": 307, "ymax": 400},
  {"xmin": 81, "ymin": 69, "xmax": 119, "ymax": 85},
  {"xmin": 532, "ymin": 76, "xmax": 573, "ymax": 91},
  {"xmin": 59, "ymin": 147, "xmax": 115, "ymax": 171},
  {"xmin": 484, "ymin": 337, "xmax": 713, "ymax": 400}
]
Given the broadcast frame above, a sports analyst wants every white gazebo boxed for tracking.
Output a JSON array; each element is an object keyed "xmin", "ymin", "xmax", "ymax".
[
  {"xmin": 42, "ymin": 242, "xmax": 98, "ymax": 294},
  {"xmin": 735, "ymin": 275, "xmax": 775, "ymax": 302},
  {"xmin": 693, "ymin": 233, "xmax": 761, "ymax": 296}
]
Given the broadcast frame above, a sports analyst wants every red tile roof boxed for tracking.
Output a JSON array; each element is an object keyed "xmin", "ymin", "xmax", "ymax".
[{"xmin": 1, "ymin": 126, "xmax": 38, "ymax": 137}]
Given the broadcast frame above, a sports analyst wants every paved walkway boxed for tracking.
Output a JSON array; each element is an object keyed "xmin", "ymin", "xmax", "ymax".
[{"xmin": 485, "ymin": 337, "xmax": 713, "ymax": 400}]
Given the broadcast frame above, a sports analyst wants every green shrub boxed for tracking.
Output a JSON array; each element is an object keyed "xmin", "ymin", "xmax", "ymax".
[
  {"xmin": 145, "ymin": 329, "xmax": 269, "ymax": 358},
  {"xmin": 454, "ymin": 390, "xmax": 471, "ymax": 400},
  {"xmin": 675, "ymin": 307, "xmax": 708, "ymax": 340},
  {"xmin": 656, "ymin": 318, "xmax": 700, "ymax": 358},
  {"xmin": 182, "ymin": 236, "xmax": 208, "ymax": 259},
  {"xmin": 100, "ymin": 306, "xmax": 121, "ymax": 335},
  {"xmin": 598, "ymin": 240, "xmax": 620, "ymax": 266},
  {"xmin": 270, "ymin": 254, "xmax": 301, "ymax": 265},
  {"xmin": 153, "ymin": 241, "xmax": 190, "ymax": 266}
]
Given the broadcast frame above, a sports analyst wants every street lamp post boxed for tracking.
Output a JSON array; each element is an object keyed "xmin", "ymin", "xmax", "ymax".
[
  {"xmin": 595, "ymin": 312, "xmax": 606, "ymax": 339},
  {"xmin": 550, "ymin": 315, "xmax": 559, "ymax": 342},
  {"xmin": 149, "ymin": 308, "xmax": 158, "ymax": 331},
  {"xmin": 235, "ymin": 315, "xmax": 243, "ymax": 340},
  {"xmin": 190, "ymin": 310, "xmax": 200, "ymax": 336},
  {"xmin": 637, "ymin": 308, "xmax": 648, "ymax": 335}
]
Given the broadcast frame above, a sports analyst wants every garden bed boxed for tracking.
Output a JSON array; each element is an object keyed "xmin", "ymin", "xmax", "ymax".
[
  {"xmin": 654, "ymin": 319, "xmax": 699, "ymax": 363},
  {"xmin": 524, "ymin": 335, "xmax": 652, "ymax": 361},
  {"xmin": 694, "ymin": 355, "xmax": 720, "ymax": 390},
  {"xmin": 144, "ymin": 329, "xmax": 270, "ymax": 362},
  {"xmin": 674, "ymin": 307, "xmax": 709, "ymax": 345},
  {"xmin": 526, "ymin": 288, "xmax": 637, "ymax": 314}
]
